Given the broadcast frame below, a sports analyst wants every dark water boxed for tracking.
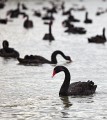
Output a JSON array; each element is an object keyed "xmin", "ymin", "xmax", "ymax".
[{"xmin": 0, "ymin": 0, "xmax": 107, "ymax": 119}]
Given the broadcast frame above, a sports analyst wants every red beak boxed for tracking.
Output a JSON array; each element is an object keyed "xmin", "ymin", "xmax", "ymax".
[{"xmin": 52, "ymin": 71, "xmax": 56, "ymax": 77}]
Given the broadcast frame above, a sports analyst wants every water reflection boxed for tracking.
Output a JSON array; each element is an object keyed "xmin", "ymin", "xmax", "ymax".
[
  {"xmin": 60, "ymin": 96, "xmax": 72, "ymax": 118},
  {"xmin": 60, "ymin": 96, "xmax": 72, "ymax": 108},
  {"xmin": 1, "ymin": 57, "xmax": 17, "ymax": 65}
]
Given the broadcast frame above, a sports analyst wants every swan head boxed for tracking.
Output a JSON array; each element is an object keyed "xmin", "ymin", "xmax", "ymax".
[
  {"xmin": 3, "ymin": 40, "xmax": 9, "ymax": 49},
  {"xmin": 65, "ymin": 56, "xmax": 72, "ymax": 62},
  {"xmin": 52, "ymin": 66, "xmax": 64, "ymax": 77}
]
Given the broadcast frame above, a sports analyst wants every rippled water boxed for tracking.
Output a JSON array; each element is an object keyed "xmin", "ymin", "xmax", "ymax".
[{"xmin": 0, "ymin": 0, "xmax": 107, "ymax": 119}]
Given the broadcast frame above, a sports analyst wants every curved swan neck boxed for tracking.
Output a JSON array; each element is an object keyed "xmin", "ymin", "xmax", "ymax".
[
  {"xmin": 51, "ymin": 50, "xmax": 66, "ymax": 64},
  {"xmin": 59, "ymin": 66, "xmax": 70, "ymax": 96}
]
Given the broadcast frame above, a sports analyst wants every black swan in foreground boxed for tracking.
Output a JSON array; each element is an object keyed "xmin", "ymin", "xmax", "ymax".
[
  {"xmin": 88, "ymin": 28, "xmax": 106, "ymax": 43},
  {"xmin": 84, "ymin": 12, "xmax": 92, "ymax": 24},
  {"xmin": 43, "ymin": 20, "xmax": 55, "ymax": 42},
  {"xmin": 17, "ymin": 50, "xmax": 72, "ymax": 65},
  {"xmin": 0, "ymin": 40, "xmax": 19, "ymax": 58},
  {"xmin": 52, "ymin": 66, "xmax": 97, "ymax": 96}
]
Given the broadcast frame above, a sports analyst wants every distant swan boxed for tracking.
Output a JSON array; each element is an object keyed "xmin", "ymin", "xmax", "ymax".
[
  {"xmin": 88, "ymin": 28, "xmax": 106, "ymax": 43},
  {"xmin": 43, "ymin": 20, "xmax": 55, "ymax": 42},
  {"xmin": 0, "ymin": 40, "xmax": 19, "ymax": 58},
  {"xmin": 65, "ymin": 24, "xmax": 86, "ymax": 34},
  {"xmin": 84, "ymin": 12, "xmax": 92, "ymax": 24},
  {"xmin": 23, "ymin": 14, "xmax": 33, "ymax": 29},
  {"xmin": 52, "ymin": 66, "xmax": 97, "ymax": 96}
]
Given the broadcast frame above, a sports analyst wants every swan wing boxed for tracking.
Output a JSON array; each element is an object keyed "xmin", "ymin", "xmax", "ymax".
[
  {"xmin": 33, "ymin": 55, "xmax": 51, "ymax": 63},
  {"xmin": 68, "ymin": 81, "xmax": 96, "ymax": 95}
]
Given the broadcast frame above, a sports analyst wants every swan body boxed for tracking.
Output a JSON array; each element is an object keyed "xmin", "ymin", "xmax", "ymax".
[
  {"xmin": 43, "ymin": 33, "xmax": 54, "ymax": 41},
  {"xmin": 52, "ymin": 66, "xmax": 97, "ymax": 96},
  {"xmin": 17, "ymin": 50, "xmax": 72, "ymax": 65},
  {"xmin": 65, "ymin": 25, "xmax": 86, "ymax": 34}
]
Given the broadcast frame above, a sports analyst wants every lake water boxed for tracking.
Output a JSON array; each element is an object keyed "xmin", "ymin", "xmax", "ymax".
[{"xmin": 0, "ymin": 0, "xmax": 107, "ymax": 119}]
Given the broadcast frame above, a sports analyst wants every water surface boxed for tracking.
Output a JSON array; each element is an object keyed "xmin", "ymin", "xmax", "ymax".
[{"xmin": 0, "ymin": 0, "xmax": 107, "ymax": 119}]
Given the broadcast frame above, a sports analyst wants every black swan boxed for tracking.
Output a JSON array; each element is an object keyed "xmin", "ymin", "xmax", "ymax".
[
  {"xmin": 23, "ymin": 14, "xmax": 33, "ymax": 29},
  {"xmin": 33, "ymin": 10, "xmax": 41, "ymax": 17},
  {"xmin": 0, "ymin": 40, "xmax": 19, "ymax": 58},
  {"xmin": 84, "ymin": 12, "xmax": 92, "ymax": 24},
  {"xmin": 88, "ymin": 28, "xmax": 106, "ymax": 43},
  {"xmin": 65, "ymin": 24, "xmax": 86, "ymax": 34},
  {"xmin": 7, "ymin": 3, "xmax": 20, "ymax": 18},
  {"xmin": 52, "ymin": 66, "xmax": 97, "ymax": 96},
  {"xmin": 17, "ymin": 50, "xmax": 72, "ymax": 65},
  {"xmin": 43, "ymin": 20, "xmax": 55, "ymax": 42}
]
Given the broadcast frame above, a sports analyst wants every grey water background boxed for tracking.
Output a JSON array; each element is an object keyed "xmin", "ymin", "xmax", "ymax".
[{"xmin": 0, "ymin": 0, "xmax": 107, "ymax": 119}]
